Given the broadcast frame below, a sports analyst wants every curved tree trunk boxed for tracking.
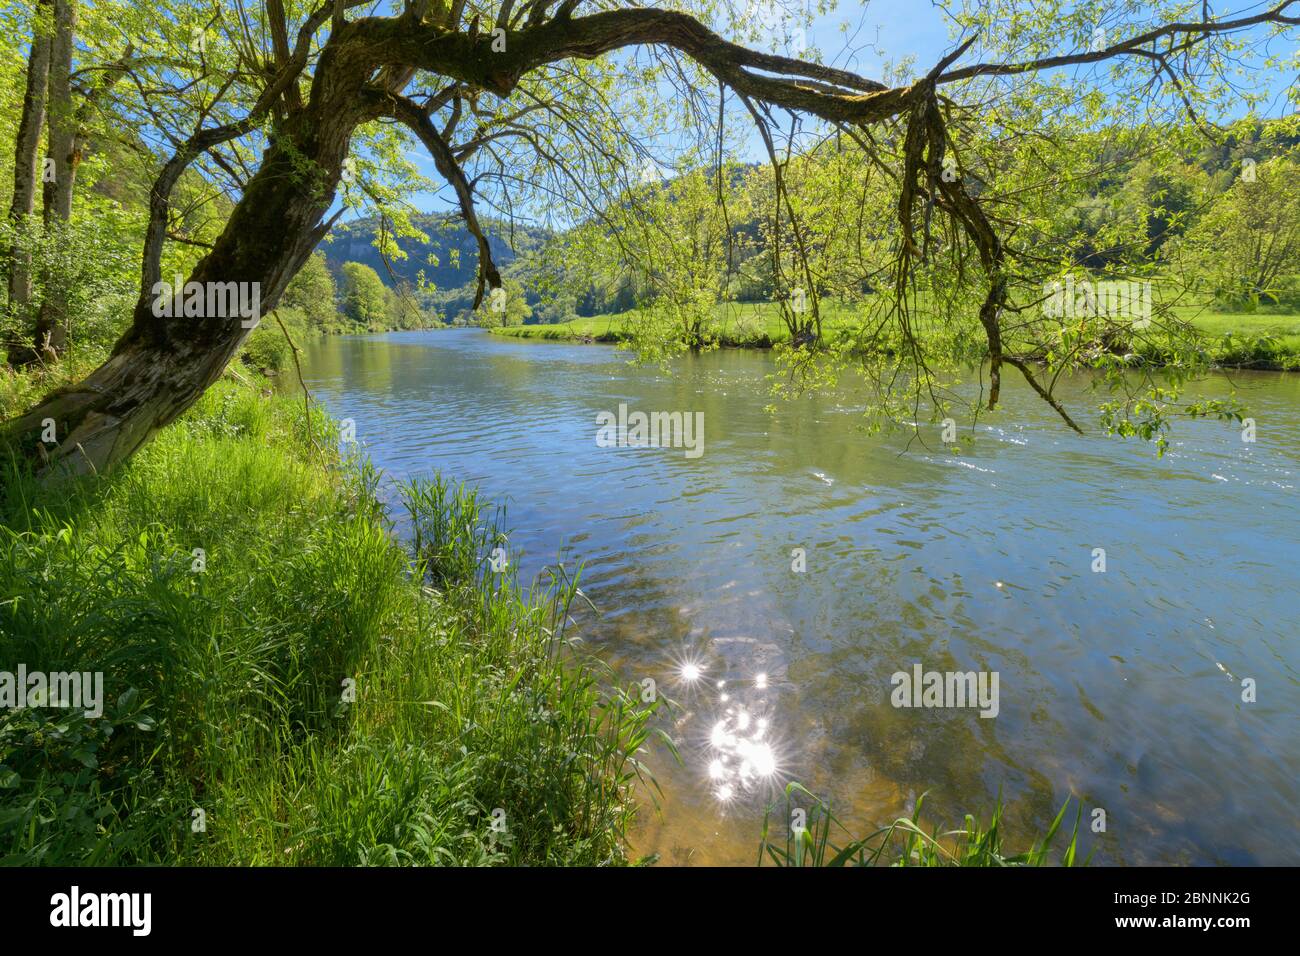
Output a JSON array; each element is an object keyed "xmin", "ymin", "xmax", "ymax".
[{"xmin": 5, "ymin": 98, "xmax": 368, "ymax": 476}]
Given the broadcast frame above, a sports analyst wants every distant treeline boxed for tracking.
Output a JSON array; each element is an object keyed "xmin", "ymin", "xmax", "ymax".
[{"xmin": 327, "ymin": 118, "xmax": 1300, "ymax": 331}]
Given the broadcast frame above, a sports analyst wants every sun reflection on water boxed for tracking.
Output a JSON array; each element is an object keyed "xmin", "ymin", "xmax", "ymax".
[
  {"xmin": 700, "ymin": 671, "xmax": 783, "ymax": 802},
  {"xmin": 666, "ymin": 650, "xmax": 787, "ymax": 803}
]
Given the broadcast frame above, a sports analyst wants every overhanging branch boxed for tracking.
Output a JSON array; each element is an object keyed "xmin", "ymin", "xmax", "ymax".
[{"xmin": 374, "ymin": 91, "xmax": 502, "ymax": 309}]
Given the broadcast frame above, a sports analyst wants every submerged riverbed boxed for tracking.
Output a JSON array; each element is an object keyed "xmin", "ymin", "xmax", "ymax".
[{"xmin": 297, "ymin": 328, "xmax": 1299, "ymax": 865}]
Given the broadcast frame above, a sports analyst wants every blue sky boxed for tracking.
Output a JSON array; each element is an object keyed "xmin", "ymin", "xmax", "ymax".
[{"xmin": 808, "ymin": 0, "xmax": 955, "ymax": 78}]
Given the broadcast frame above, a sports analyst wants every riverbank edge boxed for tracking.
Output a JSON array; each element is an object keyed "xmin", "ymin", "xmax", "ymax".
[{"xmin": 487, "ymin": 318, "xmax": 1300, "ymax": 371}]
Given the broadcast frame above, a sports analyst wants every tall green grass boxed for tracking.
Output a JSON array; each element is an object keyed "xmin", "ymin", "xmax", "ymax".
[
  {"xmin": 758, "ymin": 783, "xmax": 1087, "ymax": 867},
  {"xmin": 0, "ymin": 379, "xmax": 658, "ymax": 865}
]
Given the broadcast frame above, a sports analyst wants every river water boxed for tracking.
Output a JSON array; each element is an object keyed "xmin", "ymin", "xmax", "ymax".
[{"xmin": 297, "ymin": 327, "xmax": 1299, "ymax": 865}]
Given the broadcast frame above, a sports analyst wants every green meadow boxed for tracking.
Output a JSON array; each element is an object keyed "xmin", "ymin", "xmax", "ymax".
[{"xmin": 491, "ymin": 300, "xmax": 1300, "ymax": 370}]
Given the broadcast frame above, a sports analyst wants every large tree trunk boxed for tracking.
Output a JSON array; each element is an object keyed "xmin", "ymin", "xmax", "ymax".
[
  {"xmin": 5, "ymin": 0, "xmax": 54, "ymax": 360},
  {"xmin": 27, "ymin": 0, "xmax": 77, "ymax": 363},
  {"xmin": 5, "ymin": 98, "xmax": 367, "ymax": 475},
  {"xmin": 3, "ymin": 10, "xmax": 389, "ymax": 476}
]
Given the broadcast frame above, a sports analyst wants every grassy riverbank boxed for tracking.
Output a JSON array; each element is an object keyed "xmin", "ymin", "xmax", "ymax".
[
  {"xmin": 491, "ymin": 301, "xmax": 1300, "ymax": 369},
  {"xmin": 0, "ymin": 371, "xmax": 656, "ymax": 865}
]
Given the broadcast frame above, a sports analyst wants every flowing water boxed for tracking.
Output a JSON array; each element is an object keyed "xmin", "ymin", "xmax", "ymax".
[{"xmin": 297, "ymin": 327, "xmax": 1299, "ymax": 865}]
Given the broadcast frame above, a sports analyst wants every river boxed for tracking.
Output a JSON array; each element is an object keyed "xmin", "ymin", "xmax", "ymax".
[{"xmin": 296, "ymin": 327, "xmax": 1299, "ymax": 865}]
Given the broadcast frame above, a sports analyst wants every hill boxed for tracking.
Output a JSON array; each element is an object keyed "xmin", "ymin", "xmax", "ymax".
[{"xmin": 321, "ymin": 213, "xmax": 552, "ymax": 292}]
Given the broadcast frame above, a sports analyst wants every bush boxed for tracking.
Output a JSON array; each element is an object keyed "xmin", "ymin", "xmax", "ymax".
[{"xmin": 239, "ymin": 321, "xmax": 291, "ymax": 373}]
